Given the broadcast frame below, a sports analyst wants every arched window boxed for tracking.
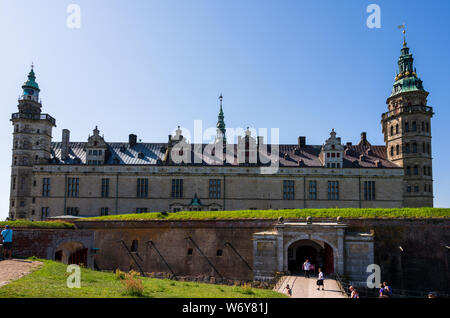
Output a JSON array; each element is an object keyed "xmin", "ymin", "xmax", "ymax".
[
  {"xmin": 405, "ymin": 143, "xmax": 410, "ymax": 153},
  {"xmin": 396, "ymin": 145, "xmax": 399, "ymax": 155},
  {"xmin": 390, "ymin": 146, "xmax": 394, "ymax": 156},
  {"xmin": 395, "ymin": 124, "xmax": 399, "ymax": 134},
  {"xmin": 390, "ymin": 126, "xmax": 394, "ymax": 136}
]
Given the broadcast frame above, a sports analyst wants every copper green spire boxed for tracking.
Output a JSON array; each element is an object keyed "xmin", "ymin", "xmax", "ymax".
[
  {"xmin": 216, "ymin": 94, "xmax": 226, "ymax": 142},
  {"xmin": 390, "ymin": 30, "xmax": 426, "ymax": 97},
  {"xmin": 22, "ymin": 63, "xmax": 40, "ymax": 91}
]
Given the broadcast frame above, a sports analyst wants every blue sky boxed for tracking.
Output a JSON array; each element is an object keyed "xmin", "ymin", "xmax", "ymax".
[{"xmin": 0, "ymin": 0, "xmax": 449, "ymax": 219}]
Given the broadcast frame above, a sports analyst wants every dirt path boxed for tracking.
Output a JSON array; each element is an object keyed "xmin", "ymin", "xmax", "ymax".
[
  {"xmin": 276, "ymin": 275, "xmax": 347, "ymax": 298},
  {"xmin": 0, "ymin": 259, "xmax": 42, "ymax": 287}
]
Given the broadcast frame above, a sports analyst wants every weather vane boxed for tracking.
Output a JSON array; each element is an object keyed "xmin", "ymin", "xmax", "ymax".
[{"xmin": 397, "ymin": 23, "xmax": 406, "ymax": 46}]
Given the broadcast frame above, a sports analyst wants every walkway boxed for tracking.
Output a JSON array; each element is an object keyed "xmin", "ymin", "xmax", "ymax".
[
  {"xmin": 275, "ymin": 275, "xmax": 347, "ymax": 298},
  {"xmin": 0, "ymin": 259, "xmax": 42, "ymax": 287}
]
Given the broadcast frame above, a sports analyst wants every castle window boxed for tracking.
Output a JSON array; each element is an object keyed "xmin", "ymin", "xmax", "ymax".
[
  {"xmin": 67, "ymin": 178, "xmax": 79, "ymax": 197},
  {"xmin": 41, "ymin": 207, "xmax": 49, "ymax": 219},
  {"xmin": 12, "ymin": 177, "xmax": 16, "ymax": 190},
  {"xmin": 326, "ymin": 153, "xmax": 330, "ymax": 158},
  {"xmin": 406, "ymin": 166, "xmax": 411, "ymax": 176},
  {"xmin": 36, "ymin": 129, "xmax": 40, "ymax": 134},
  {"xmin": 428, "ymin": 167, "xmax": 432, "ymax": 176},
  {"xmin": 31, "ymin": 209, "xmax": 35, "ymax": 215},
  {"xmin": 327, "ymin": 181, "xmax": 339, "ymax": 200},
  {"xmin": 424, "ymin": 184, "xmax": 428, "ymax": 192},
  {"xmin": 20, "ymin": 201, "xmax": 25, "ymax": 207},
  {"xmin": 216, "ymin": 249, "xmax": 223, "ymax": 257},
  {"xmin": 331, "ymin": 163, "xmax": 336, "ymax": 168},
  {"xmin": 423, "ymin": 142, "xmax": 426, "ymax": 153},
  {"xmin": 405, "ymin": 143, "xmax": 410, "ymax": 154},
  {"xmin": 396, "ymin": 145, "xmax": 399, "ymax": 155},
  {"xmin": 98, "ymin": 150, "xmax": 102, "ymax": 156},
  {"xmin": 414, "ymin": 185, "xmax": 419, "ymax": 193},
  {"xmin": 426, "ymin": 123, "xmax": 429, "ymax": 133},
  {"xmin": 412, "ymin": 121, "xmax": 417, "ymax": 132},
  {"xmin": 131, "ymin": 240, "xmax": 138, "ymax": 252},
  {"xmin": 331, "ymin": 153, "xmax": 336, "ymax": 158},
  {"xmin": 137, "ymin": 178, "xmax": 148, "ymax": 198},
  {"xmin": 336, "ymin": 153, "xmax": 340, "ymax": 158},
  {"xmin": 413, "ymin": 143, "xmax": 417, "ymax": 153},
  {"xmin": 32, "ymin": 197, "xmax": 36, "ymax": 203},
  {"xmin": 427, "ymin": 143, "xmax": 431, "ymax": 154},
  {"xmin": 423, "ymin": 166, "xmax": 427, "ymax": 176},
  {"xmin": 390, "ymin": 126, "xmax": 394, "ymax": 136},
  {"xmin": 172, "ymin": 207, "xmax": 181, "ymax": 212},
  {"xmin": 413, "ymin": 166, "xmax": 418, "ymax": 175},
  {"xmin": 171, "ymin": 179, "xmax": 183, "ymax": 198},
  {"xmin": 407, "ymin": 185, "xmax": 412, "ymax": 193},
  {"xmin": 422, "ymin": 122, "xmax": 425, "ymax": 132},
  {"xmin": 93, "ymin": 150, "xmax": 98, "ymax": 156},
  {"xmin": 42, "ymin": 178, "xmax": 51, "ymax": 197},
  {"xmin": 66, "ymin": 207, "xmax": 79, "ymax": 216},
  {"xmin": 390, "ymin": 146, "xmax": 394, "ymax": 156},
  {"xmin": 100, "ymin": 207, "xmax": 109, "ymax": 216},
  {"xmin": 309, "ymin": 181, "xmax": 317, "ymax": 200},
  {"xmin": 136, "ymin": 208, "xmax": 148, "ymax": 213},
  {"xmin": 395, "ymin": 124, "xmax": 399, "ymax": 134},
  {"xmin": 283, "ymin": 180, "xmax": 295, "ymax": 200},
  {"xmin": 88, "ymin": 150, "xmax": 92, "ymax": 155},
  {"xmin": 11, "ymin": 200, "xmax": 14, "ymax": 207},
  {"xmin": 101, "ymin": 178, "xmax": 110, "ymax": 197},
  {"xmin": 209, "ymin": 179, "xmax": 221, "ymax": 199},
  {"xmin": 187, "ymin": 248, "xmax": 193, "ymax": 256},
  {"xmin": 405, "ymin": 122, "xmax": 409, "ymax": 132}
]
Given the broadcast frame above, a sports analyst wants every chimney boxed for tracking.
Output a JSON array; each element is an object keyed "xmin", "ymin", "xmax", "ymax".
[
  {"xmin": 129, "ymin": 134, "xmax": 137, "ymax": 147},
  {"xmin": 298, "ymin": 136, "xmax": 306, "ymax": 148},
  {"xmin": 61, "ymin": 129, "xmax": 70, "ymax": 160},
  {"xmin": 358, "ymin": 132, "xmax": 371, "ymax": 147}
]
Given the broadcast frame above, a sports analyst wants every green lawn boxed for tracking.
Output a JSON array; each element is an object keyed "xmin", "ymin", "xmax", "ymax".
[
  {"xmin": 0, "ymin": 220, "xmax": 74, "ymax": 228},
  {"xmin": 0, "ymin": 260, "xmax": 286, "ymax": 298},
  {"xmin": 80, "ymin": 208, "xmax": 450, "ymax": 222}
]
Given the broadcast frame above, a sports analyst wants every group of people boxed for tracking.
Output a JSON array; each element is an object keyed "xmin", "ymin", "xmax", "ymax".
[
  {"xmin": 379, "ymin": 282, "xmax": 393, "ymax": 298},
  {"xmin": 285, "ymin": 259, "xmax": 325, "ymax": 296},
  {"xmin": 0, "ymin": 225, "xmax": 13, "ymax": 260}
]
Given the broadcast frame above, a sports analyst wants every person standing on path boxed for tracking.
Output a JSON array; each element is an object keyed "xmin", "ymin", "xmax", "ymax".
[
  {"xmin": 303, "ymin": 259, "xmax": 311, "ymax": 278},
  {"xmin": 1, "ymin": 225, "xmax": 13, "ymax": 259},
  {"xmin": 285, "ymin": 284, "xmax": 292, "ymax": 297},
  {"xmin": 316, "ymin": 268, "xmax": 325, "ymax": 290}
]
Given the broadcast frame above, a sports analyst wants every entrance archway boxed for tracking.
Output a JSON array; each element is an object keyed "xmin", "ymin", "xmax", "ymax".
[
  {"xmin": 54, "ymin": 241, "xmax": 88, "ymax": 266},
  {"xmin": 287, "ymin": 240, "xmax": 334, "ymax": 274}
]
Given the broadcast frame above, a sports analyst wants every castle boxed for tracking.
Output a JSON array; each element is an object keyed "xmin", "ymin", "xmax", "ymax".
[{"xmin": 9, "ymin": 38, "xmax": 434, "ymax": 220}]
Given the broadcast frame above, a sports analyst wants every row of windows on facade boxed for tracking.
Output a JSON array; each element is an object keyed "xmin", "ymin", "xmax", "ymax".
[
  {"xmin": 36, "ymin": 178, "xmax": 378, "ymax": 201},
  {"xmin": 389, "ymin": 121, "xmax": 430, "ymax": 136},
  {"xmin": 389, "ymin": 142, "xmax": 431, "ymax": 156},
  {"xmin": 405, "ymin": 165, "xmax": 432, "ymax": 177},
  {"xmin": 406, "ymin": 183, "xmax": 432, "ymax": 193}
]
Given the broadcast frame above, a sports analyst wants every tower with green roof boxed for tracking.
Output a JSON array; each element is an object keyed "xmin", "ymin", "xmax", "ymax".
[
  {"xmin": 10, "ymin": 65, "xmax": 56, "ymax": 220},
  {"xmin": 381, "ymin": 30, "xmax": 434, "ymax": 207}
]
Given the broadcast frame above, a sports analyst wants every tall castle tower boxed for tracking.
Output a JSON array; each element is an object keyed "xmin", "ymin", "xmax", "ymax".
[
  {"xmin": 381, "ymin": 31, "xmax": 434, "ymax": 207},
  {"xmin": 9, "ymin": 66, "xmax": 56, "ymax": 219}
]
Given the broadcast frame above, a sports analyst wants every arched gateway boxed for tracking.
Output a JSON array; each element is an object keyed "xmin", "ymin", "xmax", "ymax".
[{"xmin": 253, "ymin": 221, "xmax": 374, "ymax": 284}]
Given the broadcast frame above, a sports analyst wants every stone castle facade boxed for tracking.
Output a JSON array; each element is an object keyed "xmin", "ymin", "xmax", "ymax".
[{"xmin": 9, "ymin": 39, "xmax": 434, "ymax": 220}]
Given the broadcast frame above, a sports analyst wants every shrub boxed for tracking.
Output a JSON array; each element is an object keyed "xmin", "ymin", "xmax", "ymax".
[
  {"xmin": 115, "ymin": 269, "xmax": 125, "ymax": 280},
  {"xmin": 240, "ymin": 283, "xmax": 255, "ymax": 295},
  {"xmin": 122, "ymin": 271, "xmax": 144, "ymax": 296}
]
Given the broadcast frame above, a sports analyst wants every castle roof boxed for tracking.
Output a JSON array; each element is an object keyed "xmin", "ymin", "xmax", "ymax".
[{"xmin": 49, "ymin": 142, "xmax": 399, "ymax": 168}]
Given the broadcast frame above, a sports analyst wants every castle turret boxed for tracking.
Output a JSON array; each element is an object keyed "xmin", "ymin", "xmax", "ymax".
[
  {"xmin": 381, "ymin": 30, "xmax": 434, "ymax": 207},
  {"xmin": 10, "ymin": 65, "xmax": 56, "ymax": 219}
]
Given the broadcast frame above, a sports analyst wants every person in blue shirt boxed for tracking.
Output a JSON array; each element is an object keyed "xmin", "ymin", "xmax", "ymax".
[{"xmin": 1, "ymin": 225, "xmax": 13, "ymax": 259}]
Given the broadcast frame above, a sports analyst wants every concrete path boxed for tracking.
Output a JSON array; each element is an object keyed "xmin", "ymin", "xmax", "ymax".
[
  {"xmin": 275, "ymin": 275, "xmax": 347, "ymax": 298},
  {"xmin": 0, "ymin": 259, "xmax": 42, "ymax": 287}
]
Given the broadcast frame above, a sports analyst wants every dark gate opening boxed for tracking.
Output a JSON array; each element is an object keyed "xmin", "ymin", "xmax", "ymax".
[
  {"xmin": 287, "ymin": 240, "xmax": 334, "ymax": 275},
  {"xmin": 69, "ymin": 248, "xmax": 88, "ymax": 266}
]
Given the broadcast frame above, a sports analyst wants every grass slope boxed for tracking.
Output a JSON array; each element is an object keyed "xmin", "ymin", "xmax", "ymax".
[
  {"xmin": 0, "ymin": 220, "xmax": 74, "ymax": 229},
  {"xmin": 81, "ymin": 208, "xmax": 450, "ymax": 221},
  {"xmin": 0, "ymin": 260, "xmax": 285, "ymax": 298}
]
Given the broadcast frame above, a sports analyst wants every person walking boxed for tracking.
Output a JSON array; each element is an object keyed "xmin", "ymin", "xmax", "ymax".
[
  {"xmin": 285, "ymin": 284, "xmax": 293, "ymax": 297},
  {"xmin": 316, "ymin": 268, "xmax": 324, "ymax": 290},
  {"xmin": 349, "ymin": 286, "xmax": 360, "ymax": 298},
  {"xmin": 383, "ymin": 282, "xmax": 392, "ymax": 297},
  {"xmin": 302, "ymin": 259, "xmax": 311, "ymax": 278},
  {"xmin": 1, "ymin": 225, "xmax": 13, "ymax": 259}
]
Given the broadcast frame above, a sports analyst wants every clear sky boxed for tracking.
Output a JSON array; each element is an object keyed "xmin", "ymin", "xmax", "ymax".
[{"xmin": 0, "ymin": 0, "xmax": 449, "ymax": 219}]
